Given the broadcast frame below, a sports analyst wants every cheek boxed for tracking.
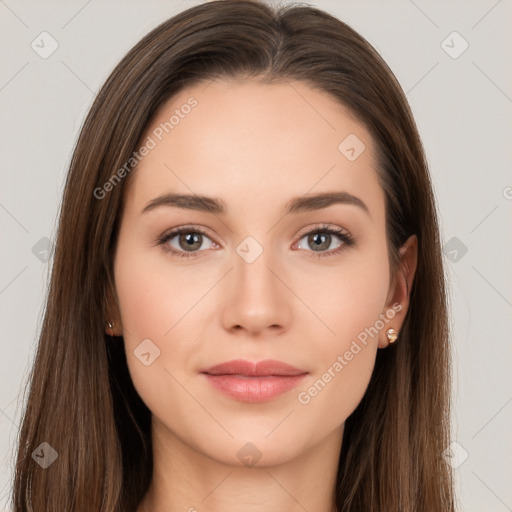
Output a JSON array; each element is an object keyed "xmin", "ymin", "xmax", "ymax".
[
  {"xmin": 293, "ymin": 244, "xmax": 390, "ymax": 422},
  {"xmin": 113, "ymin": 245, "xmax": 199, "ymax": 417},
  {"xmin": 113, "ymin": 238, "xmax": 201, "ymax": 342},
  {"xmin": 302, "ymin": 243, "xmax": 390, "ymax": 351}
]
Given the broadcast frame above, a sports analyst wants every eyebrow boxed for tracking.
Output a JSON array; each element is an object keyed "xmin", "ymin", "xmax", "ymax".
[{"xmin": 141, "ymin": 191, "xmax": 370, "ymax": 217}]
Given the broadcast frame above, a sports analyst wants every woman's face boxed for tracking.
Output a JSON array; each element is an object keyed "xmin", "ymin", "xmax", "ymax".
[{"xmin": 112, "ymin": 78, "xmax": 409, "ymax": 467}]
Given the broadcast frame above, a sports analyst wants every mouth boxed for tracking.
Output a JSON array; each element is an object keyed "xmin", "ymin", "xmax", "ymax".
[{"xmin": 200, "ymin": 359, "xmax": 308, "ymax": 402}]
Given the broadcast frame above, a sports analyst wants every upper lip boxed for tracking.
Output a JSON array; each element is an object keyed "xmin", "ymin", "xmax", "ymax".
[{"xmin": 201, "ymin": 359, "xmax": 308, "ymax": 377}]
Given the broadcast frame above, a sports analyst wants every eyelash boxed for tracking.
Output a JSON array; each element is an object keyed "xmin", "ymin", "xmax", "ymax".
[{"xmin": 156, "ymin": 223, "xmax": 355, "ymax": 260}]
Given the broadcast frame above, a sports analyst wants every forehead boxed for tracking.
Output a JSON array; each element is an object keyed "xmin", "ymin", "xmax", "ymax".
[{"xmin": 123, "ymin": 78, "xmax": 383, "ymax": 219}]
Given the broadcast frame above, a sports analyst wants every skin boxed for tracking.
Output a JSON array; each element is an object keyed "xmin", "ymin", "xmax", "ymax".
[{"xmin": 108, "ymin": 78, "xmax": 417, "ymax": 512}]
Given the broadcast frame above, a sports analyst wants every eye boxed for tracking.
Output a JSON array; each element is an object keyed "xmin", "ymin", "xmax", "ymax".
[
  {"xmin": 157, "ymin": 225, "xmax": 217, "ymax": 259},
  {"xmin": 157, "ymin": 223, "xmax": 354, "ymax": 260},
  {"xmin": 294, "ymin": 224, "xmax": 354, "ymax": 258}
]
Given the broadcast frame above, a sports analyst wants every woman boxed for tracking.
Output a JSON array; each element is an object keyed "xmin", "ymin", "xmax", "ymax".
[{"xmin": 11, "ymin": 0, "xmax": 455, "ymax": 510}]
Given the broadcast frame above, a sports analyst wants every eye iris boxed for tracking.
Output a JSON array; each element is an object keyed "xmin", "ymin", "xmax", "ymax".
[
  {"xmin": 309, "ymin": 232, "xmax": 331, "ymax": 251},
  {"xmin": 179, "ymin": 232, "xmax": 202, "ymax": 251}
]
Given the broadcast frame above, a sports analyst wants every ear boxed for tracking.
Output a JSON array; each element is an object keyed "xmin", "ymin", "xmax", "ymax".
[
  {"xmin": 104, "ymin": 281, "xmax": 123, "ymax": 337},
  {"xmin": 378, "ymin": 234, "xmax": 418, "ymax": 348}
]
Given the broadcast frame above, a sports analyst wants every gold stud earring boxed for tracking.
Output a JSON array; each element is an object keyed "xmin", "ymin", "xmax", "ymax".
[
  {"xmin": 107, "ymin": 321, "xmax": 114, "ymax": 337},
  {"xmin": 386, "ymin": 328, "xmax": 398, "ymax": 344}
]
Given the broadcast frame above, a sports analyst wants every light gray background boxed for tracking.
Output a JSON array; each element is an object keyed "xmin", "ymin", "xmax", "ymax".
[{"xmin": 1, "ymin": 1, "xmax": 511, "ymax": 511}]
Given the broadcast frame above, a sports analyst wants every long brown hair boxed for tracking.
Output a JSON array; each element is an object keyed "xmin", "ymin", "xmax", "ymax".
[{"xmin": 11, "ymin": 1, "xmax": 454, "ymax": 510}]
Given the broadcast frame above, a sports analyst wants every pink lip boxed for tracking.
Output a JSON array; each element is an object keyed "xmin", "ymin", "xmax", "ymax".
[{"xmin": 200, "ymin": 359, "xmax": 308, "ymax": 403}]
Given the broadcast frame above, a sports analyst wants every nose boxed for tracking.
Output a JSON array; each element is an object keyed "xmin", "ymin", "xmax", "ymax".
[{"xmin": 220, "ymin": 249, "xmax": 292, "ymax": 337}]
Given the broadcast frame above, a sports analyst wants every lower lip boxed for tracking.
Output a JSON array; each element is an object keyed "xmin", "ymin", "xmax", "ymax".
[{"xmin": 202, "ymin": 373, "xmax": 308, "ymax": 403}]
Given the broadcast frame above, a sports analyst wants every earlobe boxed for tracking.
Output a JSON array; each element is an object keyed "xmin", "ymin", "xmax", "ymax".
[
  {"xmin": 385, "ymin": 328, "xmax": 398, "ymax": 344},
  {"xmin": 105, "ymin": 321, "xmax": 116, "ymax": 337},
  {"xmin": 377, "ymin": 312, "xmax": 401, "ymax": 349},
  {"xmin": 105, "ymin": 316, "xmax": 123, "ymax": 337}
]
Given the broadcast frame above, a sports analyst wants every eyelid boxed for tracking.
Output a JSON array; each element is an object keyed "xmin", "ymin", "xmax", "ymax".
[
  {"xmin": 157, "ymin": 224, "xmax": 218, "ymax": 243},
  {"xmin": 294, "ymin": 223, "xmax": 352, "ymax": 240}
]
